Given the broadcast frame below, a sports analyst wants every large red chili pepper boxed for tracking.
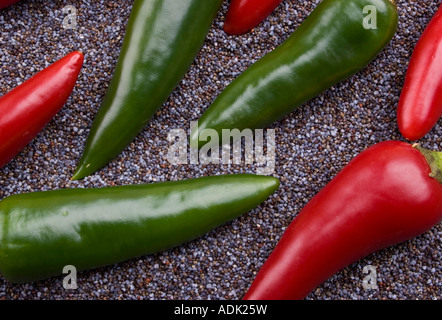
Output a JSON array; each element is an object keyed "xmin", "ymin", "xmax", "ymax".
[
  {"xmin": 397, "ymin": 5, "xmax": 442, "ymax": 141},
  {"xmin": 244, "ymin": 141, "xmax": 442, "ymax": 300},
  {"xmin": 0, "ymin": 51, "xmax": 84, "ymax": 169},
  {"xmin": 223, "ymin": 0, "xmax": 283, "ymax": 35},
  {"xmin": 0, "ymin": 0, "xmax": 20, "ymax": 10}
]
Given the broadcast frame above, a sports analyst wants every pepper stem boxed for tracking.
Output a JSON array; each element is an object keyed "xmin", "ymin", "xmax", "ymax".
[{"xmin": 413, "ymin": 144, "xmax": 442, "ymax": 184}]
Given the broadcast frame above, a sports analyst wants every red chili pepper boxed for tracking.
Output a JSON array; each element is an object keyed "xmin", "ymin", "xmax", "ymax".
[
  {"xmin": 0, "ymin": 0, "xmax": 20, "ymax": 9},
  {"xmin": 243, "ymin": 141, "xmax": 442, "ymax": 300},
  {"xmin": 397, "ymin": 5, "xmax": 442, "ymax": 141},
  {"xmin": 0, "ymin": 51, "xmax": 84, "ymax": 169},
  {"xmin": 223, "ymin": 0, "xmax": 283, "ymax": 35}
]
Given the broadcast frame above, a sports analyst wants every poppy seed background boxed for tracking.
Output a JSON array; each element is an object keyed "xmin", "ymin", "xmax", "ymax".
[{"xmin": 0, "ymin": 0, "xmax": 440, "ymax": 300}]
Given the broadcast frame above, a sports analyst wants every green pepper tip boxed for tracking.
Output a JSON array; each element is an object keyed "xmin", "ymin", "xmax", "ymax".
[{"xmin": 71, "ymin": 163, "xmax": 90, "ymax": 181}]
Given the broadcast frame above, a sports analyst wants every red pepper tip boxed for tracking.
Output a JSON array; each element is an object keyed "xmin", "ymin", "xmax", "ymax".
[
  {"xmin": 70, "ymin": 51, "xmax": 84, "ymax": 62},
  {"xmin": 223, "ymin": 22, "xmax": 244, "ymax": 36}
]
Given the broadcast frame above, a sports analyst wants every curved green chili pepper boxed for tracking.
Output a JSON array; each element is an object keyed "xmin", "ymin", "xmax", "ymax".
[
  {"xmin": 0, "ymin": 174, "xmax": 279, "ymax": 283},
  {"xmin": 72, "ymin": 0, "xmax": 223, "ymax": 180},
  {"xmin": 190, "ymin": 0, "xmax": 398, "ymax": 148}
]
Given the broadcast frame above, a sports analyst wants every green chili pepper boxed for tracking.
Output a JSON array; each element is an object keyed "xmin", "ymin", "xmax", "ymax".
[
  {"xmin": 0, "ymin": 174, "xmax": 279, "ymax": 283},
  {"xmin": 190, "ymin": 0, "xmax": 398, "ymax": 148},
  {"xmin": 72, "ymin": 0, "xmax": 223, "ymax": 180}
]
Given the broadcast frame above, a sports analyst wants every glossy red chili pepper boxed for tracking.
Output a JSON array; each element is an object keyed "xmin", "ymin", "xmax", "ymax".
[
  {"xmin": 223, "ymin": 0, "xmax": 283, "ymax": 35},
  {"xmin": 397, "ymin": 5, "xmax": 442, "ymax": 141},
  {"xmin": 0, "ymin": 51, "xmax": 84, "ymax": 169},
  {"xmin": 244, "ymin": 141, "xmax": 442, "ymax": 300},
  {"xmin": 0, "ymin": 0, "xmax": 20, "ymax": 9}
]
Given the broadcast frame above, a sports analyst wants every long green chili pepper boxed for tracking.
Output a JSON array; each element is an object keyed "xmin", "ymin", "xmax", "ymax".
[
  {"xmin": 190, "ymin": 0, "xmax": 398, "ymax": 148},
  {"xmin": 0, "ymin": 174, "xmax": 279, "ymax": 283},
  {"xmin": 72, "ymin": 0, "xmax": 223, "ymax": 180}
]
